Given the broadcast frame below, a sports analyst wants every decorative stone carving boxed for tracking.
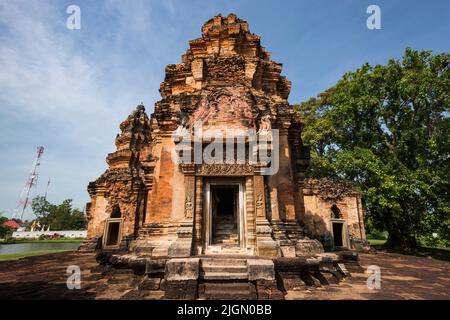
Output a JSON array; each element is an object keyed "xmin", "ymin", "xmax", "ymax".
[
  {"xmin": 196, "ymin": 163, "xmax": 254, "ymax": 176},
  {"xmin": 253, "ymin": 175, "xmax": 266, "ymax": 219},
  {"xmin": 188, "ymin": 88, "xmax": 258, "ymax": 131},
  {"xmin": 256, "ymin": 194, "xmax": 264, "ymax": 209},
  {"xmin": 303, "ymin": 178, "xmax": 358, "ymax": 201},
  {"xmin": 258, "ymin": 113, "xmax": 272, "ymax": 135},
  {"xmin": 184, "ymin": 195, "xmax": 194, "ymax": 219}
]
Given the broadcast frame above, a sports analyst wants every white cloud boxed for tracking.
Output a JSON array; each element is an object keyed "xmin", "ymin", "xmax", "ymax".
[
  {"xmin": 0, "ymin": 0, "xmax": 148, "ymax": 215},
  {"xmin": 0, "ymin": 1, "xmax": 121, "ymax": 136},
  {"xmin": 0, "ymin": 0, "xmax": 241, "ymax": 216}
]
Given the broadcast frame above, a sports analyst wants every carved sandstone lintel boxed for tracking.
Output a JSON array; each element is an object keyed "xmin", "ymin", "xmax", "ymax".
[{"xmin": 196, "ymin": 163, "xmax": 254, "ymax": 176}]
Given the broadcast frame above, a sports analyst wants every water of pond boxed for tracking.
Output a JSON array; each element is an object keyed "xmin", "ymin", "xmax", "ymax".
[{"xmin": 0, "ymin": 242, "xmax": 81, "ymax": 255}]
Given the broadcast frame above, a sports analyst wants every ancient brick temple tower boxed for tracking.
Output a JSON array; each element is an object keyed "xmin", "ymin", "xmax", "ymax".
[{"xmin": 85, "ymin": 14, "xmax": 366, "ymax": 260}]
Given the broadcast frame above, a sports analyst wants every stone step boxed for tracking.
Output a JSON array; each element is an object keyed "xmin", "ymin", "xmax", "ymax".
[
  {"xmin": 203, "ymin": 282, "xmax": 252, "ymax": 291},
  {"xmin": 215, "ymin": 228, "xmax": 236, "ymax": 233},
  {"xmin": 216, "ymin": 215, "xmax": 234, "ymax": 219},
  {"xmin": 201, "ymin": 258, "xmax": 247, "ymax": 267},
  {"xmin": 214, "ymin": 239, "xmax": 239, "ymax": 244},
  {"xmin": 200, "ymin": 265, "xmax": 248, "ymax": 273},
  {"xmin": 214, "ymin": 233, "xmax": 238, "ymax": 239},
  {"xmin": 201, "ymin": 282, "xmax": 255, "ymax": 300},
  {"xmin": 200, "ymin": 271, "xmax": 248, "ymax": 280},
  {"xmin": 214, "ymin": 228, "xmax": 237, "ymax": 233},
  {"xmin": 214, "ymin": 235, "xmax": 237, "ymax": 241},
  {"xmin": 215, "ymin": 222, "xmax": 236, "ymax": 227},
  {"xmin": 214, "ymin": 236, "xmax": 238, "ymax": 241},
  {"xmin": 203, "ymin": 291, "xmax": 253, "ymax": 300},
  {"xmin": 218, "ymin": 246, "xmax": 241, "ymax": 250},
  {"xmin": 213, "ymin": 240, "xmax": 239, "ymax": 245},
  {"xmin": 214, "ymin": 224, "xmax": 237, "ymax": 230},
  {"xmin": 214, "ymin": 234, "xmax": 238, "ymax": 239},
  {"xmin": 204, "ymin": 247, "xmax": 245, "ymax": 254}
]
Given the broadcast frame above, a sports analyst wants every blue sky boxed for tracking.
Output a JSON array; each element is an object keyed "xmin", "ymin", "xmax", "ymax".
[{"xmin": 0, "ymin": 0, "xmax": 449, "ymax": 219}]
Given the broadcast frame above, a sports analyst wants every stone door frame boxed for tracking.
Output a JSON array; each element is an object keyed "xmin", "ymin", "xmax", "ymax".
[
  {"xmin": 330, "ymin": 219, "xmax": 350, "ymax": 249},
  {"xmin": 203, "ymin": 178, "xmax": 247, "ymax": 254},
  {"xmin": 102, "ymin": 217, "xmax": 123, "ymax": 250}
]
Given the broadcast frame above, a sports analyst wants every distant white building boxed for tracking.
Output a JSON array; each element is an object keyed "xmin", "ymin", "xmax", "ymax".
[{"xmin": 12, "ymin": 230, "xmax": 87, "ymax": 239}]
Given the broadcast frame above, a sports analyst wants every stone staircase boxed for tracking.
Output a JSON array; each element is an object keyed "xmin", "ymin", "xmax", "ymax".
[
  {"xmin": 198, "ymin": 258, "xmax": 256, "ymax": 299},
  {"xmin": 200, "ymin": 258, "xmax": 248, "ymax": 280},
  {"xmin": 212, "ymin": 215, "xmax": 239, "ymax": 247},
  {"xmin": 199, "ymin": 281, "xmax": 257, "ymax": 300}
]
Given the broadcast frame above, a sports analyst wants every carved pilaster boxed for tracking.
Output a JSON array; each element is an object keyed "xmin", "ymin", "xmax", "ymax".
[
  {"xmin": 193, "ymin": 176, "xmax": 203, "ymax": 254},
  {"xmin": 253, "ymin": 176, "xmax": 280, "ymax": 257},
  {"xmin": 141, "ymin": 159, "xmax": 156, "ymax": 225},
  {"xmin": 245, "ymin": 177, "xmax": 256, "ymax": 249},
  {"xmin": 253, "ymin": 175, "xmax": 266, "ymax": 219},
  {"xmin": 182, "ymin": 164, "xmax": 196, "ymax": 220},
  {"xmin": 167, "ymin": 163, "xmax": 196, "ymax": 257}
]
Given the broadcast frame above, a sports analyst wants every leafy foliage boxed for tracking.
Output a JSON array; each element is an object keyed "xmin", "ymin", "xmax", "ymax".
[
  {"xmin": 0, "ymin": 211, "xmax": 14, "ymax": 238},
  {"xmin": 0, "ymin": 217, "xmax": 13, "ymax": 238},
  {"xmin": 297, "ymin": 48, "xmax": 450, "ymax": 250},
  {"xmin": 31, "ymin": 196, "xmax": 87, "ymax": 231}
]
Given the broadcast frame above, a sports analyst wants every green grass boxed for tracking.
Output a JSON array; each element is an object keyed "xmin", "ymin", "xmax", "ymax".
[
  {"xmin": 1, "ymin": 239, "xmax": 84, "ymax": 244},
  {"xmin": 368, "ymin": 239, "xmax": 387, "ymax": 246},
  {"xmin": 0, "ymin": 249, "xmax": 75, "ymax": 261},
  {"xmin": 369, "ymin": 240, "xmax": 450, "ymax": 262}
]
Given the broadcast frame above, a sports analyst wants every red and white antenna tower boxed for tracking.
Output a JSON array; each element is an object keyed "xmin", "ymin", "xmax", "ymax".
[{"xmin": 13, "ymin": 146, "xmax": 45, "ymax": 220}]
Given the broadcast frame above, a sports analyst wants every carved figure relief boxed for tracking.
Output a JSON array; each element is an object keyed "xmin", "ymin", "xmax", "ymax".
[
  {"xmin": 189, "ymin": 88, "xmax": 257, "ymax": 130},
  {"xmin": 185, "ymin": 195, "xmax": 194, "ymax": 218},
  {"xmin": 256, "ymin": 194, "xmax": 264, "ymax": 208}
]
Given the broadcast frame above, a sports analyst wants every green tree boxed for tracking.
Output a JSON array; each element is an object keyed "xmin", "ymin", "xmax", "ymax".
[
  {"xmin": 31, "ymin": 196, "xmax": 87, "ymax": 231},
  {"xmin": 0, "ymin": 211, "xmax": 13, "ymax": 238},
  {"xmin": 297, "ymin": 48, "xmax": 450, "ymax": 250}
]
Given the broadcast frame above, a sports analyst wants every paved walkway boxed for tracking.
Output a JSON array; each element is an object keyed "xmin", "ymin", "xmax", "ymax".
[
  {"xmin": 0, "ymin": 251, "xmax": 448, "ymax": 299},
  {"xmin": 0, "ymin": 252, "xmax": 101, "ymax": 299},
  {"xmin": 286, "ymin": 252, "xmax": 450, "ymax": 300}
]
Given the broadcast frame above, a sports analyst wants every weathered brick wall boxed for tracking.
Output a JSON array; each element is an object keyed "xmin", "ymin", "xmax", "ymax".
[{"xmin": 302, "ymin": 178, "xmax": 366, "ymax": 245}]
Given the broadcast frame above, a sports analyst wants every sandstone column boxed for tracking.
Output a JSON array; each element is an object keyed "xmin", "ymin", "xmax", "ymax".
[
  {"xmin": 168, "ymin": 164, "xmax": 195, "ymax": 257},
  {"xmin": 254, "ymin": 174, "xmax": 280, "ymax": 257},
  {"xmin": 268, "ymin": 125, "xmax": 296, "ymax": 221}
]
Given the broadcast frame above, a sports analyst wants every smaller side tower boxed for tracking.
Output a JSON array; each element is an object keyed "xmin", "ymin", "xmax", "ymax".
[{"xmin": 83, "ymin": 104, "xmax": 151, "ymax": 250}]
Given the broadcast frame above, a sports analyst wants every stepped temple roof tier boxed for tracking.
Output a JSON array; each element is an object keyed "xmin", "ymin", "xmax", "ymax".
[
  {"xmin": 153, "ymin": 14, "xmax": 297, "ymax": 136},
  {"xmin": 160, "ymin": 14, "xmax": 291, "ymax": 100},
  {"xmin": 83, "ymin": 14, "xmax": 366, "ymax": 284}
]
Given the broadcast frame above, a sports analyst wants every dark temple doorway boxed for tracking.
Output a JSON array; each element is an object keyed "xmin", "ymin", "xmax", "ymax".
[
  {"xmin": 332, "ymin": 222, "xmax": 344, "ymax": 247},
  {"xmin": 211, "ymin": 185, "xmax": 239, "ymax": 247}
]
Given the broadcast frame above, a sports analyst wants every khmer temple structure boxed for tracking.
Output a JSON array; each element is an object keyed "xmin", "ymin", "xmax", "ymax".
[{"xmin": 83, "ymin": 14, "xmax": 366, "ymax": 299}]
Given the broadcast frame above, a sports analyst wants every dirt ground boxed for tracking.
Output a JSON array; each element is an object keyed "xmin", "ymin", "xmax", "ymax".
[
  {"xmin": 286, "ymin": 252, "xmax": 450, "ymax": 300},
  {"xmin": 0, "ymin": 251, "xmax": 448, "ymax": 300}
]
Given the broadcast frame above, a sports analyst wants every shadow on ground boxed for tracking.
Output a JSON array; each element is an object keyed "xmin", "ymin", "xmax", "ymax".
[{"xmin": 0, "ymin": 250, "xmax": 449, "ymax": 300}]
